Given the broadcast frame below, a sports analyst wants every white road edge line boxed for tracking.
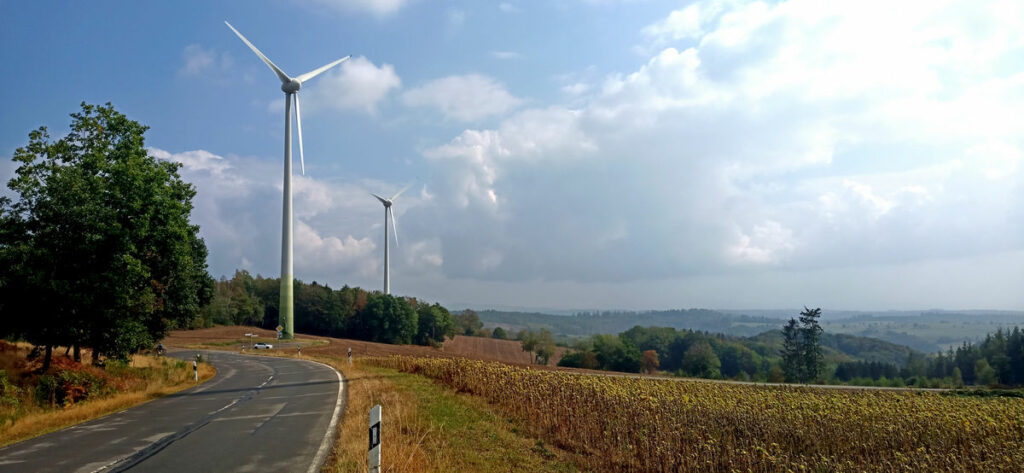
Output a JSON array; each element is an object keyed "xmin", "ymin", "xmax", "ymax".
[{"xmin": 304, "ymin": 359, "xmax": 345, "ymax": 473}]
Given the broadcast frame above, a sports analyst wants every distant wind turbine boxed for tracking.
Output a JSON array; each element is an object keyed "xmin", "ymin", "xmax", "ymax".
[
  {"xmin": 225, "ymin": 21, "xmax": 350, "ymax": 339},
  {"xmin": 371, "ymin": 183, "xmax": 413, "ymax": 294}
]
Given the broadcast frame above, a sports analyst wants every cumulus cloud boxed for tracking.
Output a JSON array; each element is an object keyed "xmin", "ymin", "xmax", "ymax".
[
  {"xmin": 302, "ymin": 56, "xmax": 401, "ymax": 115},
  {"xmin": 298, "ymin": 0, "xmax": 410, "ymax": 16},
  {"xmin": 403, "ymin": 74, "xmax": 522, "ymax": 121},
  {"xmin": 415, "ymin": 0, "xmax": 1024, "ymax": 285},
  {"xmin": 148, "ymin": 147, "xmax": 431, "ymax": 287},
  {"xmin": 178, "ymin": 44, "xmax": 233, "ymax": 78}
]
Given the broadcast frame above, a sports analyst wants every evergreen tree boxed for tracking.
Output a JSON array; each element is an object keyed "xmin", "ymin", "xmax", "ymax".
[
  {"xmin": 780, "ymin": 318, "xmax": 801, "ymax": 382},
  {"xmin": 798, "ymin": 307, "xmax": 824, "ymax": 382}
]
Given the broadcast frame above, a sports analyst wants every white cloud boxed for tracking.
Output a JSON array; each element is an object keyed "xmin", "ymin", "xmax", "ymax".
[
  {"xmin": 447, "ymin": 8, "xmax": 466, "ymax": 28},
  {"xmin": 299, "ymin": 0, "xmax": 410, "ymax": 16},
  {"xmin": 302, "ymin": 56, "xmax": 401, "ymax": 115},
  {"xmin": 294, "ymin": 220, "xmax": 377, "ymax": 278},
  {"xmin": 491, "ymin": 51, "xmax": 522, "ymax": 60},
  {"xmin": 148, "ymin": 147, "xmax": 410, "ymax": 287},
  {"xmin": 499, "ymin": 2, "xmax": 520, "ymax": 13},
  {"xmin": 402, "ymin": 74, "xmax": 522, "ymax": 121},
  {"xmin": 178, "ymin": 44, "xmax": 232, "ymax": 78},
  {"xmin": 561, "ymin": 82, "xmax": 590, "ymax": 95},
  {"xmin": 413, "ymin": 0, "xmax": 1024, "ymax": 286}
]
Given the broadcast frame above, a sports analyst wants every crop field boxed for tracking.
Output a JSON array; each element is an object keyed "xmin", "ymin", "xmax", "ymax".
[
  {"xmin": 165, "ymin": 327, "xmax": 564, "ymax": 366},
  {"xmin": 367, "ymin": 356, "xmax": 1024, "ymax": 473}
]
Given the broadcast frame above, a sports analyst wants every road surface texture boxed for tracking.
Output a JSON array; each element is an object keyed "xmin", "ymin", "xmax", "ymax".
[{"xmin": 0, "ymin": 350, "xmax": 344, "ymax": 473}]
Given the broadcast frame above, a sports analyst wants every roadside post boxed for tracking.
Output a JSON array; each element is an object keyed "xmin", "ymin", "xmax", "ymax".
[
  {"xmin": 348, "ymin": 347, "xmax": 353, "ymax": 366},
  {"xmin": 193, "ymin": 360, "xmax": 198, "ymax": 382},
  {"xmin": 369, "ymin": 404, "xmax": 381, "ymax": 473}
]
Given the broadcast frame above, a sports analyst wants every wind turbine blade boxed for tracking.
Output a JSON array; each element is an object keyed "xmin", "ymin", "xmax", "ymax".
[
  {"xmin": 294, "ymin": 93, "xmax": 305, "ymax": 175},
  {"xmin": 370, "ymin": 193, "xmax": 388, "ymax": 205},
  {"xmin": 295, "ymin": 56, "xmax": 351, "ymax": 84},
  {"xmin": 389, "ymin": 206, "xmax": 399, "ymax": 247},
  {"xmin": 224, "ymin": 21, "xmax": 291, "ymax": 84},
  {"xmin": 390, "ymin": 182, "xmax": 415, "ymax": 201}
]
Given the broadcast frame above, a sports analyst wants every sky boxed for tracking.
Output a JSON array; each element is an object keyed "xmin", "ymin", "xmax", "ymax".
[{"xmin": 2, "ymin": 0, "xmax": 1023, "ymax": 312}]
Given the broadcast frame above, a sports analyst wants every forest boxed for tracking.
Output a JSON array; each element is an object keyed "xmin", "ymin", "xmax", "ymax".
[
  {"xmin": 556, "ymin": 322, "xmax": 1024, "ymax": 388},
  {"xmin": 195, "ymin": 270, "xmax": 474, "ymax": 347}
]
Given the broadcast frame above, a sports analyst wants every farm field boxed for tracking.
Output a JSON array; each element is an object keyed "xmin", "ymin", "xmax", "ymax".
[
  {"xmin": 164, "ymin": 326, "xmax": 565, "ymax": 366},
  {"xmin": 369, "ymin": 356, "xmax": 1024, "ymax": 473}
]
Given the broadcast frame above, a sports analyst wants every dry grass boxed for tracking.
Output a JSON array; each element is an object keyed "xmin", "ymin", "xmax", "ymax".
[
  {"xmin": 319, "ymin": 358, "xmax": 433, "ymax": 473},
  {"xmin": 315, "ymin": 357, "xmax": 578, "ymax": 473},
  {"xmin": 0, "ymin": 343, "xmax": 216, "ymax": 448}
]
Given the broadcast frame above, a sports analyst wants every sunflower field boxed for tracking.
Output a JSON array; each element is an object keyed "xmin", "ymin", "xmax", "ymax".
[{"xmin": 365, "ymin": 356, "xmax": 1024, "ymax": 472}]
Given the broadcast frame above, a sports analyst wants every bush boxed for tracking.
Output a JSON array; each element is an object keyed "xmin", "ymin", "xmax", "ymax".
[
  {"xmin": 0, "ymin": 370, "xmax": 22, "ymax": 408},
  {"xmin": 34, "ymin": 370, "xmax": 110, "ymax": 407}
]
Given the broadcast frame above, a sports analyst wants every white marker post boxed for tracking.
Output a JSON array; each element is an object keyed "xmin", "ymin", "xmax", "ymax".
[
  {"xmin": 193, "ymin": 360, "xmax": 198, "ymax": 382},
  {"xmin": 368, "ymin": 404, "xmax": 381, "ymax": 473}
]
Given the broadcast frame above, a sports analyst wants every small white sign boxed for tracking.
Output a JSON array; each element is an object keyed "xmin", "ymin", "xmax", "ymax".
[{"xmin": 369, "ymin": 404, "xmax": 381, "ymax": 472}]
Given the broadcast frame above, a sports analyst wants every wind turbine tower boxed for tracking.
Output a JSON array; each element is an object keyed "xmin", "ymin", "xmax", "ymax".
[
  {"xmin": 225, "ymin": 21, "xmax": 349, "ymax": 339},
  {"xmin": 371, "ymin": 183, "xmax": 412, "ymax": 294}
]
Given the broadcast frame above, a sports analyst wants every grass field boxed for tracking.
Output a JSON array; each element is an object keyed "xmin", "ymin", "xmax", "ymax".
[{"xmin": 369, "ymin": 355, "xmax": 1024, "ymax": 473}]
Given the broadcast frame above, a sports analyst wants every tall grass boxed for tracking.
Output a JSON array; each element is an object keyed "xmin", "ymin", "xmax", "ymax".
[{"xmin": 0, "ymin": 343, "xmax": 215, "ymax": 447}]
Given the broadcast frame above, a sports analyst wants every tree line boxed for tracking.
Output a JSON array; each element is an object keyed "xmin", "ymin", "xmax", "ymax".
[
  {"xmin": 557, "ymin": 307, "xmax": 1024, "ymax": 388},
  {"xmin": 197, "ymin": 270, "xmax": 469, "ymax": 347}
]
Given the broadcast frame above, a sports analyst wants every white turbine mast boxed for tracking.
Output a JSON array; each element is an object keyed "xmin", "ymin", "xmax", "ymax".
[
  {"xmin": 225, "ymin": 21, "xmax": 350, "ymax": 339},
  {"xmin": 371, "ymin": 182, "xmax": 414, "ymax": 295}
]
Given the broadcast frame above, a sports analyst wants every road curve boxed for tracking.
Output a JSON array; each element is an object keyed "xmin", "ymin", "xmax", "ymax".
[{"xmin": 0, "ymin": 350, "xmax": 344, "ymax": 473}]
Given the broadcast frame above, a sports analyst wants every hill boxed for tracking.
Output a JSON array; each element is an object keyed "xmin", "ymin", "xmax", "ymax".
[{"xmin": 477, "ymin": 308, "xmax": 781, "ymax": 337}]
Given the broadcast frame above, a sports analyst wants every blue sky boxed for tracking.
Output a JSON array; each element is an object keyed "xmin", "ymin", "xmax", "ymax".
[{"xmin": 2, "ymin": 0, "xmax": 1023, "ymax": 311}]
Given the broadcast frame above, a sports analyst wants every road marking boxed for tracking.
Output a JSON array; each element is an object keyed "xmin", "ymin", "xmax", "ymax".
[{"xmin": 304, "ymin": 360, "xmax": 345, "ymax": 473}]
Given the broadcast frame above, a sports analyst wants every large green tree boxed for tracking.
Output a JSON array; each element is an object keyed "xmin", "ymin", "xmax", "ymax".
[{"xmin": 0, "ymin": 103, "xmax": 213, "ymax": 367}]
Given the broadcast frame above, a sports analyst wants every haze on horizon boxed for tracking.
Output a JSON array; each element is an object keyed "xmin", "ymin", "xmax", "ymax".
[{"xmin": 2, "ymin": 0, "xmax": 1022, "ymax": 312}]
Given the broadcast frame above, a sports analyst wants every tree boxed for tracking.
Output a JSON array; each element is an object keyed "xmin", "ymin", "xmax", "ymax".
[
  {"xmin": 780, "ymin": 307, "xmax": 824, "ymax": 383},
  {"xmin": 520, "ymin": 328, "xmax": 556, "ymax": 364},
  {"xmin": 682, "ymin": 341, "xmax": 721, "ymax": 378},
  {"xmin": 798, "ymin": 307, "xmax": 824, "ymax": 382},
  {"xmin": 415, "ymin": 302, "xmax": 456, "ymax": 347},
  {"xmin": 642, "ymin": 350, "xmax": 660, "ymax": 374},
  {"xmin": 359, "ymin": 294, "xmax": 418, "ymax": 344},
  {"xmin": 0, "ymin": 103, "xmax": 213, "ymax": 366},
  {"xmin": 456, "ymin": 309, "xmax": 483, "ymax": 336},
  {"xmin": 491, "ymin": 327, "xmax": 508, "ymax": 340},
  {"xmin": 780, "ymin": 318, "xmax": 802, "ymax": 382},
  {"xmin": 975, "ymin": 359, "xmax": 998, "ymax": 386}
]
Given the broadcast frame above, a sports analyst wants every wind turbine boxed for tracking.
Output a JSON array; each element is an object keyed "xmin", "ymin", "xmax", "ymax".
[
  {"xmin": 371, "ymin": 183, "xmax": 413, "ymax": 294},
  {"xmin": 225, "ymin": 21, "xmax": 350, "ymax": 339}
]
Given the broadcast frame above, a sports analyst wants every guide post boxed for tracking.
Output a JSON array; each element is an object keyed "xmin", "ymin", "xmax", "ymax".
[
  {"xmin": 369, "ymin": 404, "xmax": 381, "ymax": 473},
  {"xmin": 193, "ymin": 360, "xmax": 198, "ymax": 382}
]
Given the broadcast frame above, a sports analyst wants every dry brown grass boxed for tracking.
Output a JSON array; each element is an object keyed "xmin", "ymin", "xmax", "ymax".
[
  {"xmin": 0, "ymin": 346, "xmax": 215, "ymax": 448},
  {"xmin": 307, "ymin": 356, "xmax": 432, "ymax": 473}
]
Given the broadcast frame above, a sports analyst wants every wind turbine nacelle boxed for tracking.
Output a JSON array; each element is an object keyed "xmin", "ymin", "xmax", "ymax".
[{"xmin": 282, "ymin": 79, "xmax": 301, "ymax": 94}]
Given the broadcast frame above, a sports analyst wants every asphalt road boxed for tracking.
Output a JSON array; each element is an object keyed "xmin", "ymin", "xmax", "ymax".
[{"xmin": 0, "ymin": 350, "xmax": 344, "ymax": 473}]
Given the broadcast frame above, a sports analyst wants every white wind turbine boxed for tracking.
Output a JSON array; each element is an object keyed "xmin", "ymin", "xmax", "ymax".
[
  {"xmin": 225, "ymin": 21, "xmax": 350, "ymax": 339},
  {"xmin": 370, "ymin": 183, "xmax": 413, "ymax": 294}
]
